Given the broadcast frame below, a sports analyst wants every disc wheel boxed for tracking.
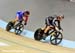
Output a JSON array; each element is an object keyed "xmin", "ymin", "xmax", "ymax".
[
  {"xmin": 34, "ymin": 28, "xmax": 43, "ymax": 41},
  {"xmin": 6, "ymin": 21, "xmax": 13, "ymax": 31}
]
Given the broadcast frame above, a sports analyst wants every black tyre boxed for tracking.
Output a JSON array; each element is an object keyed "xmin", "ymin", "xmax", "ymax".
[
  {"xmin": 14, "ymin": 23, "xmax": 24, "ymax": 35},
  {"xmin": 50, "ymin": 32, "xmax": 63, "ymax": 45},
  {"xmin": 34, "ymin": 28, "xmax": 43, "ymax": 41},
  {"xmin": 6, "ymin": 21, "xmax": 13, "ymax": 31}
]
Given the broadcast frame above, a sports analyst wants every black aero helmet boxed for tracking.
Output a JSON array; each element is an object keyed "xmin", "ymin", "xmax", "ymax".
[
  {"xmin": 23, "ymin": 10, "xmax": 30, "ymax": 16},
  {"xmin": 25, "ymin": 11, "xmax": 30, "ymax": 15}
]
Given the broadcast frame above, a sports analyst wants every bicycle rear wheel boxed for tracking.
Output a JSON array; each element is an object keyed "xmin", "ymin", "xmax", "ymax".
[
  {"xmin": 34, "ymin": 28, "xmax": 43, "ymax": 41},
  {"xmin": 6, "ymin": 21, "xmax": 13, "ymax": 31}
]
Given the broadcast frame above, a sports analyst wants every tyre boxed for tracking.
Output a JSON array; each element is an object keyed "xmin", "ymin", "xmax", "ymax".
[
  {"xmin": 14, "ymin": 23, "xmax": 24, "ymax": 35},
  {"xmin": 50, "ymin": 32, "xmax": 63, "ymax": 45},
  {"xmin": 34, "ymin": 28, "xmax": 43, "ymax": 41},
  {"xmin": 6, "ymin": 21, "xmax": 13, "ymax": 31}
]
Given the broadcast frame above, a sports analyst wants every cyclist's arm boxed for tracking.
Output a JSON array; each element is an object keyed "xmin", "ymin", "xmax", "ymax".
[
  {"xmin": 52, "ymin": 18, "xmax": 57, "ymax": 26},
  {"xmin": 55, "ymin": 20, "xmax": 63, "ymax": 30},
  {"xmin": 23, "ymin": 16, "xmax": 28, "ymax": 25},
  {"xmin": 58, "ymin": 21, "xmax": 63, "ymax": 31},
  {"xmin": 58, "ymin": 21, "xmax": 61, "ymax": 29}
]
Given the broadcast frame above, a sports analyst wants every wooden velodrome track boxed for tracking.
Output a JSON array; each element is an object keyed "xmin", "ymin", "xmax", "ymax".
[{"xmin": 0, "ymin": 28, "xmax": 75, "ymax": 53}]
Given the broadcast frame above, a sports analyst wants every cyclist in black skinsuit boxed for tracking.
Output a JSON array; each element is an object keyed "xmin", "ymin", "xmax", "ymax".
[{"xmin": 42, "ymin": 15, "xmax": 64, "ymax": 40}]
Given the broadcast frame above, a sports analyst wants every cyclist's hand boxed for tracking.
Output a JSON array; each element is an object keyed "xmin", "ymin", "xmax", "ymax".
[
  {"xmin": 55, "ymin": 26, "xmax": 59, "ymax": 31},
  {"xmin": 24, "ymin": 22, "xmax": 27, "ymax": 25},
  {"xmin": 59, "ymin": 28, "xmax": 63, "ymax": 31}
]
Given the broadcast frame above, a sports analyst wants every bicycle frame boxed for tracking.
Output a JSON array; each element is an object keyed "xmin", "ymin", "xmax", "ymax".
[{"xmin": 48, "ymin": 29, "xmax": 56, "ymax": 36}]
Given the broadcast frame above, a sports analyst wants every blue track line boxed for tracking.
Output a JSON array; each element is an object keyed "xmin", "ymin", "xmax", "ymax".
[{"xmin": 0, "ymin": 20, "xmax": 75, "ymax": 48}]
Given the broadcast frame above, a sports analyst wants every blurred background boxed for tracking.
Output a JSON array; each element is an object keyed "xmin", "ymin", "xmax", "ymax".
[{"xmin": 0, "ymin": 0, "xmax": 75, "ymax": 41}]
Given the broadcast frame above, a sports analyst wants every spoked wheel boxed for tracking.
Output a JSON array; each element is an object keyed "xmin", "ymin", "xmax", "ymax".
[
  {"xmin": 14, "ymin": 23, "xmax": 24, "ymax": 35},
  {"xmin": 6, "ymin": 21, "xmax": 13, "ymax": 31},
  {"xmin": 50, "ymin": 32, "xmax": 63, "ymax": 45},
  {"xmin": 34, "ymin": 28, "xmax": 44, "ymax": 41}
]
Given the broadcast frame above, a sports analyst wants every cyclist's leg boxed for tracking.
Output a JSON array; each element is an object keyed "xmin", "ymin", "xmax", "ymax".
[
  {"xmin": 44, "ymin": 25, "xmax": 54, "ymax": 35},
  {"xmin": 42, "ymin": 25, "xmax": 50, "ymax": 40},
  {"xmin": 11, "ymin": 17, "xmax": 19, "ymax": 26},
  {"xmin": 41, "ymin": 25, "xmax": 47, "ymax": 30},
  {"xmin": 44, "ymin": 26, "xmax": 50, "ymax": 34}
]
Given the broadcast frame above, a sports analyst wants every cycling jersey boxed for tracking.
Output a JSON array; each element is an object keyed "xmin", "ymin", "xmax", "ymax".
[{"xmin": 16, "ymin": 11, "xmax": 28, "ymax": 23}]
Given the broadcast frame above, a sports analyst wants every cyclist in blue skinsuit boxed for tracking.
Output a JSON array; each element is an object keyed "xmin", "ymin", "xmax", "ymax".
[{"xmin": 12, "ymin": 10, "xmax": 30, "ymax": 26}]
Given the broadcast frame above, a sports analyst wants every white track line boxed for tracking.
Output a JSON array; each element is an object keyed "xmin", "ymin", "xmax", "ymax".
[{"xmin": 0, "ymin": 42, "xmax": 9, "ymax": 46}]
